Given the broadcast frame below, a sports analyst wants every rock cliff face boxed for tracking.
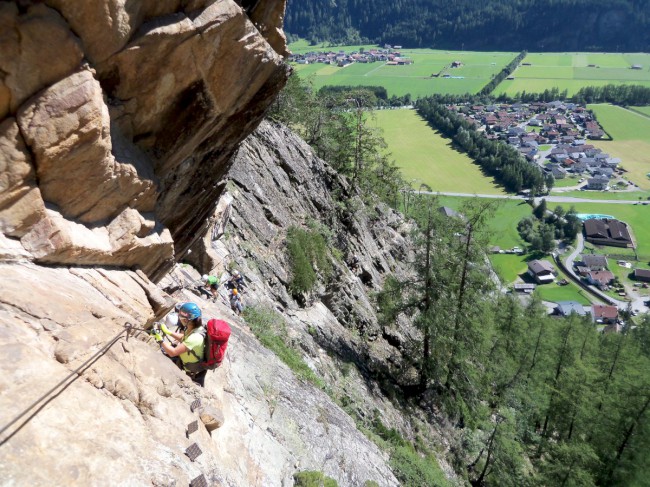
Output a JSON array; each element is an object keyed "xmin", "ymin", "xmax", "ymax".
[{"xmin": 0, "ymin": 0, "xmax": 290, "ymax": 279}]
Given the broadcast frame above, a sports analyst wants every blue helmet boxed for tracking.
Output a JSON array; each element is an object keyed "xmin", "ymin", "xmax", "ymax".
[{"xmin": 179, "ymin": 302, "xmax": 202, "ymax": 320}]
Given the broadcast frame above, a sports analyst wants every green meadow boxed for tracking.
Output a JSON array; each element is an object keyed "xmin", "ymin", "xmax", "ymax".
[
  {"xmin": 289, "ymin": 42, "xmax": 516, "ymax": 97},
  {"xmin": 493, "ymin": 52, "xmax": 650, "ymax": 96},
  {"xmin": 630, "ymin": 106, "xmax": 650, "ymax": 118},
  {"xmin": 588, "ymin": 104, "xmax": 650, "ymax": 191},
  {"xmin": 373, "ymin": 109, "xmax": 506, "ymax": 194}
]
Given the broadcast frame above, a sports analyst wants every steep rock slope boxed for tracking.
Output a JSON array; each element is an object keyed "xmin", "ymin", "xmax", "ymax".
[
  {"xmin": 0, "ymin": 260, "xmax": 398, "ymax": 485},
  {"xmin": 197, "ymin": 120, "xmax": 458, "ymax": 480}
]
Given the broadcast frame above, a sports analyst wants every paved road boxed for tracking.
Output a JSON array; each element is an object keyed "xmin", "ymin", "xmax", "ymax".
[{"xmin": 418, "ymin": 191, "xmax": 644, "ymax": 205}]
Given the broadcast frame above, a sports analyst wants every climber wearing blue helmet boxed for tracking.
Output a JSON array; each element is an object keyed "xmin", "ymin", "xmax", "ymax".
[{"xmin": 157, "ymin": 302, "xmax": 208, "ymax": 386}]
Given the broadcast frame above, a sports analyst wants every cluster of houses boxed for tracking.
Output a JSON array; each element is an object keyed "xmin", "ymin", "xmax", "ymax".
[
  {"xmin": 450, "ymin": 101, "xmax": 627, "ymax": 191},
  {"xmin": 289, "ymin": 48, "xmax": 413, "ymax": 67},
  {"xmin": 514, "ymin": 248, "xmax": 649, "ymax": 331},
  {"xmin": 554, "ymin": 302, "xmax": 622, "ymax": 332}
]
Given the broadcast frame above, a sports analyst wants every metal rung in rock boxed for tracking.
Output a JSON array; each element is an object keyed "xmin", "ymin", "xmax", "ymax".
[
  {"xmin": 190, "ymin": 473, "xmax": 208, "ymax": 487},
  {"xmin": 185, "ymin": 443, "xmax": 202, "ymax": 462},
  {"xmin": 190, "ymin": 399, "xmax": 201, "ymax": 412},
  {"xmin": 187, "ymin": 420, "xmax": 199, "ymax": 437}
]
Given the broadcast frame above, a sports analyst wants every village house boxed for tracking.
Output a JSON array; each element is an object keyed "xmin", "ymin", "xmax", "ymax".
[
  {"xmin": 581, "ymin": 254, "xmax": 608, "ymax": 271},
  {"xmin": 555, "ymin": 301, "xmax": 587, "ymax": 317},
  {"xmin": 587, "ymin": 176, "xmax": 610, "ymax": 190},
  {"xmin": 591, "ymin": 304, "xmax": 618, "ymax": 324},
  {"xmin": 585, "ymin": 270, "xmax": 615, "ymax": 290},
  {"xmin": 527, "ymin": 260, "xmax": 556, "ymax": 284}
]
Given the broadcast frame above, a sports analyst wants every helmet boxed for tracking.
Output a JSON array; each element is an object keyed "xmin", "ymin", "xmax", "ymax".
[
  {"xmin": 232, "ymin": 289, "xmax": 238, "ymax": 295},
  {"xmin": 202, "ymin": 274, "xmax": 208, "ymax": 281},
  {"xmin": 179, "ymin": 302, "xmax": 202, "ymax": 320},
  {"xmin": 233, "ymin": 270, "xmax": 240, "ymax": 277},
  {"xmin": 165, "ymin": 312, "xmax": 178, "ymax": 329}
]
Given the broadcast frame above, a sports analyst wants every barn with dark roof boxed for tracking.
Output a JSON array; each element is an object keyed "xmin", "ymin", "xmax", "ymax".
[{"xmin": 583, "ymin": 218, "xmax": 633, "ymax": 248}]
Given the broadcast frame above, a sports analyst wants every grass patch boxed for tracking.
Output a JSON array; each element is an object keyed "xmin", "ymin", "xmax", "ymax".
[
  {"xmin": 436, "ymin": 196, "xmax": 530, "ymax": 249},
  {"xmin": 490, "ymin": 254, "xmax": 529, "ymax": 284},
  {"xmin": 242, "ymin": 306, "xmax": 326, "ymax": 389},
  {"xmin": 552, "ymin": 177, "xmax": 581, "ymax": 188},
  {"xmin": 534, "ymin": 280, "xmax": 593, "ymax": 305},
  {"xmin": 555, "ymin": 190, "xmax": 649, "ymax": 200},
  {"xmin": 293, "ymin": 471, "xmax": 338, "ymax": 487},
  {"xmin": 373, "ymin": 110, "xmax": 506, "ymax": 194}
]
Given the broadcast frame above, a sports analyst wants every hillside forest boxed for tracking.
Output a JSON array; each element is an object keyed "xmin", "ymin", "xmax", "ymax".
[
  {"xmin": 269, "ymin": 75, "xmax": 650, "ymax": 486},
  {"xmin": 285, "ymin": 0, "xmax": 650, "ymax": 52}
]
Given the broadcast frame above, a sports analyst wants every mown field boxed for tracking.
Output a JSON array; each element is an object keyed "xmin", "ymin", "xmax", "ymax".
[
  {"xmin": 289, "ymin": 42, "xmax": 516, "ymax": 97},
  {"xmin": 587, "ymin": 104, "xmax": 650, "ymax": 191},
  {"xmin": 493, "ymin": 52, "xmax": 650, "ymax": 96},
  {"xmin": 373, "ymin": 109, "xmax": 506, "ymax": 194},
  {"xmin": 630, "ymin": 106, "xmax": 650, "ymax": 118}
]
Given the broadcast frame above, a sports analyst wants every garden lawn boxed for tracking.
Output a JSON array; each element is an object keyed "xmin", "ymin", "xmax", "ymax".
[
  {"xmin": 290, "ymin": 44, "xmax": 517, "ymax": 98},
  {"xmin": 493, "ymin": 52, "xmax": 650, "ymax": 97},
  {"xmin": 588, "ymin": 104, "xmax": 650, "ymax": 191},
  {"xmin": 373, "ymin": 110, "xmax": 506, "ymax": 194},
  {"xmin": 535, "ymin": 281, "xmax": 594, "ymax": 305},
  {"xmin": 552, "ymin": 176, "xmax": 581, "ymax": 188},
  {"xmin": 489, "ymin": 254, "xmax": 528, "ymax": 284}
]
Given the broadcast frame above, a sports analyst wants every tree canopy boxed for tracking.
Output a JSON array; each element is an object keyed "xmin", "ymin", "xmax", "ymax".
[{"xmin": 285, "ymin": 0, "xmax": 650, "ymax": 52}]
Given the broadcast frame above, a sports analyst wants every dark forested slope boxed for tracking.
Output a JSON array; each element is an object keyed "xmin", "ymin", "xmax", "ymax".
[{"xmin": 285, "ymin": 0, "xmax": 650, "ymax": 52}]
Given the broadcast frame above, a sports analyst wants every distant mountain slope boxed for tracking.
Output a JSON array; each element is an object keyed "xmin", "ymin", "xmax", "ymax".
[{"xmin": 285, "ymin": 0, "xmax": 650, "ymax": 52}]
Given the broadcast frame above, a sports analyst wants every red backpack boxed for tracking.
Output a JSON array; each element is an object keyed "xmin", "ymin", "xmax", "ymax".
[{"xmin": 185, "ymin": 319, "xmax": 231, "ymax": 374}]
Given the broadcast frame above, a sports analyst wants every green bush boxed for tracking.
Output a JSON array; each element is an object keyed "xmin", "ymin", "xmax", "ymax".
[
  {"xmin": 372, "ymin": 414, "xmax": 451, "ymax": 487},
  {"xmin": 286, "ymin": 226, "xmax": 333, "ymax": 294},
  {"xmin": 293, "ymin": 470, "xmax": 338, "ymax": 487},
  {"xmin": 390, "ymin": 445, "xmax": 450, "ymax": 487},
  {"xmin": 242, "ymin": 306, "xmax": 325, "ymax": 389}
]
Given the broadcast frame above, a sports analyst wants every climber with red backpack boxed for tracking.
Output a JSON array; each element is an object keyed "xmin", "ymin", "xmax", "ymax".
[{"xmin": 153, "ymin": 302, "xmax": 231, "ymax": 387}]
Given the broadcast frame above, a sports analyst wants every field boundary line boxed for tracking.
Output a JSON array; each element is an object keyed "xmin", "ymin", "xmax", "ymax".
[{"xmin": 628, "ymin": 107, "xmax": 650, "ymax": 120}]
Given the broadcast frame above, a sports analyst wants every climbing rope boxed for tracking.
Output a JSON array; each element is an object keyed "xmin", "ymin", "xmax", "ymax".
[{"xmin": 0, "ymin": 323, "xmax": 148, "ymax": 447}]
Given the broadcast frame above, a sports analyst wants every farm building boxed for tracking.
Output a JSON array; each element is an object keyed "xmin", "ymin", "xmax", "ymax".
[
  {"xmin": 634, "ymin": 269, "xmax": 650, "ymax": 282},
  {"xmin": 583, "ymin": 218, "xmax": 633, "ymax": 248},
  {"xmin": 527, "ymin": 260, "xmax": 555, "ymax": 284}
]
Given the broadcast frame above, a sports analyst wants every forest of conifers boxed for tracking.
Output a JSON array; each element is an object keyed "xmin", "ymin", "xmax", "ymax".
[{"xmin": 285, "ymin": 0, "xmax": 650, "ymax": 51}]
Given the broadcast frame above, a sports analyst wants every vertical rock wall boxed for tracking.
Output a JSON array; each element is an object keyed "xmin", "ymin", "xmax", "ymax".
[{"xmin": 0, "ymin": 0, "xmax": 290, "ymax": 280}]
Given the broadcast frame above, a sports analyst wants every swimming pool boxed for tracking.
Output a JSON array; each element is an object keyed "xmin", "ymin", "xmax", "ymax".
[{"xmin": 576, "ymin": 213, "xmax": 616, "ymax": 221}]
